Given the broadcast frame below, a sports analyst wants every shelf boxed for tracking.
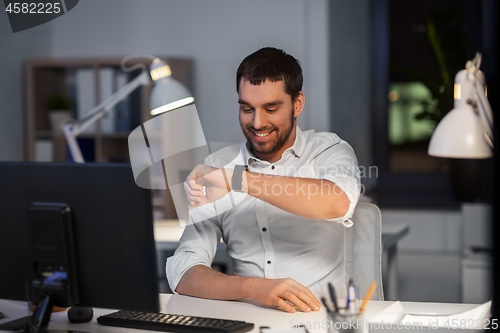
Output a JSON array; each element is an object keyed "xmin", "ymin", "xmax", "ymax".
[
  {"xmin": 25, "ymin": 56, "xmax": 193, "ymax": 163},
  {"xmin": 35, "ymin": 131, "xmax": 131, "ymax": 140}
]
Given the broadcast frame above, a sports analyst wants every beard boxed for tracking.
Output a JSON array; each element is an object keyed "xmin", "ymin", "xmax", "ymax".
[{"xmin": 240, "ymin": 108, "xmax": 295, "ymax": 158}]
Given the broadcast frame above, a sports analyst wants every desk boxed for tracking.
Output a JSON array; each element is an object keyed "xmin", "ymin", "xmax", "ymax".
[
  {"xmin": 0, "ymin": 294, "xmax": 481, "ymax": 333},
  {"xmin": 153, "ymin": 219, "xmax": 186, "ymax": 251},
  {"xmin": 154, "ymin": 220, "xmax": 410, "ymax": 299}
]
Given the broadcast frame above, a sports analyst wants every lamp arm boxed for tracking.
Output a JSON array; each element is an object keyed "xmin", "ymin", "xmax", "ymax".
[
  {"xmin": 475, "ymin": 82, "xmax": 494, "ymax": 143},
  {"xmin": 62, "ymin": 70, "xmax": 151, "ymax": 163},
  {"xmin": 72, "ymin": 70, "xmax": 150, "ymax": 136},
  {"xmin": 473, "ymin": 81, "xmax": 493, "ymax": 148},
  {"xmin": 466, "ymin": 53, "xmax": 493, "ymax": 147}
]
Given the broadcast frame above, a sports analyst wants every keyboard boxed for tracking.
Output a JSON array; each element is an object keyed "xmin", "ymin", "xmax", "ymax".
[{"xmin": 97, "ymin": 310, "xmax": 254, "ymax": 333}]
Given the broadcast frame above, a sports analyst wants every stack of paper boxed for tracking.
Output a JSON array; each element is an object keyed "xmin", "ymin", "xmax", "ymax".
[
  {"xmin": 368, "ymin": 301, "xmax": 406, "ymax": 324},
  {"xmin": 402, "ymin": 301, "xmax": 491, "ymax": 329},
  {"xmin": 368, "ymin": 300, "xmax": 491, "ymax": 329}
]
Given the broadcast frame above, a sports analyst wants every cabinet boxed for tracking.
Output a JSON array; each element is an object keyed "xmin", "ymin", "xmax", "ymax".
[
  {"xmin": 461, "ymin": 203, "xmax": 493, "ymax": 303},
  {"xmin": 24, "ymin": 57, "xmax": 194, "ymax": 219}
]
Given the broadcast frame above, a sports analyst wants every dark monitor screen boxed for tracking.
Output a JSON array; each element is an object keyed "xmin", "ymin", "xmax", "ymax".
[{"xmin": 0, "ymin": 162, "xmax": 159, "ymax": 312}]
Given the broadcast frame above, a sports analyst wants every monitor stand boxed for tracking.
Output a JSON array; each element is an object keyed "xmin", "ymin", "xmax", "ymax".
[{"xmin": 25, "ymin": 295, "xmax": 91, "ymax": 333}]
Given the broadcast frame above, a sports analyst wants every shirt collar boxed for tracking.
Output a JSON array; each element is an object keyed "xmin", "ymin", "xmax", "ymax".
[{"xmin": 242, "ymin": 126, "xmax": 307, "ymax": 165}]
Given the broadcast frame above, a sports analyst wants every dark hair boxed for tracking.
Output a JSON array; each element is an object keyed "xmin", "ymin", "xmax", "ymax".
[{"xmin": 236, "ymin": 47, "xmax": 303, "ymax": 101}]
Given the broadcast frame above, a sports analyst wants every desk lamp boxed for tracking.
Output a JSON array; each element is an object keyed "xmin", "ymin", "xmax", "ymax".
[
  {"xmin": 428, "ymin": 53, "xmax": 494, "ymax": 304},
  {"xmin": 428, "ymin": 53, "xmax": 493, "ymax": 158},
  {"xmin": 63, "ymin": 55, "xmax": 194, "ymax": 163}
]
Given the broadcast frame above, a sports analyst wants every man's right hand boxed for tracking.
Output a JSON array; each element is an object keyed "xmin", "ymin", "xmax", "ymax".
[
  {"xmin": 246, "ymin": 278, "xmax": 321, "ymax": 313},
  {"xmin": 176, "ymin": 265, "xmax": 320, "ymax": 314}
]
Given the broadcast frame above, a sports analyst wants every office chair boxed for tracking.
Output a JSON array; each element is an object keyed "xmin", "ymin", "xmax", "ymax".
[{"xmin": 345, "ymin": 202, "xmax": 384, "ymax": 301}]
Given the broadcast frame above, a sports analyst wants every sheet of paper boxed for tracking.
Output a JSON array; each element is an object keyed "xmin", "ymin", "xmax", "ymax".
[
  {"xmin": 401, "ymin": 301, "xmax": 491, "ymax": 329},
  {"xmin": 367, "ymin": 301, "xmax": 406, "ymax": 324}
]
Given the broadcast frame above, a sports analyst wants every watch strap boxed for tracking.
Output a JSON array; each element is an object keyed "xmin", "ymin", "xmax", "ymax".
[{"xmin": 231, "ymin": 165, "xmax": 248, "ymax": 192}]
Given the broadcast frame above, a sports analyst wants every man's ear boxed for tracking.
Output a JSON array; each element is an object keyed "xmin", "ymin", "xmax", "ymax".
[{"xmin": 293, "ymin": 91, "xmax": 305, "ymax": 117}]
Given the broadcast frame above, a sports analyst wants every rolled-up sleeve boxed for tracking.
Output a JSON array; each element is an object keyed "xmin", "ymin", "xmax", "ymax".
[
  {"xmin": 315, "ymin": 141, "xmax": 361, "ymax": 227},
  {"xmin": 165, "ymin": 203, "xmax": 222, "ymax": 293}
]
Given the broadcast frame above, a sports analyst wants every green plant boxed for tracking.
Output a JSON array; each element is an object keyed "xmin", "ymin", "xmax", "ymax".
[
  {"xmin": 394, "ymin": 7, "xmax": 469, "ymax": 127},
  {"xmin": 47, "ymin": 93, "xmax": 71, "ymax": 110}
]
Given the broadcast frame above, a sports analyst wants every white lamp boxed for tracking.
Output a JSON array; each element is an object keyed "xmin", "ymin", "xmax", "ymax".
[
  {"xmin": 149, "ymin": 58, "xmax": 194, "ymax": 116},
  {"xmin": 63, "ymin": 56, "xmax": 194, "ymax": 163},
  {"xmin": 428, "ymin": 53, "xmax": 493, "ymax": 158}
]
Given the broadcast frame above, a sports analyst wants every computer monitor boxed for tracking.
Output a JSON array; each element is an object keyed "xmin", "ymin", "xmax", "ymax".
[{"xmin": 0, "ymin": 162, "xmax": 159, "ymax": 312}]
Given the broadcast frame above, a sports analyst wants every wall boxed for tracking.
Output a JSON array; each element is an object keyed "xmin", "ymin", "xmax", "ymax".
[
  {"xmin": 0, "ymin": 12, "xmax": 53, "ymax": 161},
  {"xmin": 329, "ymin": 0, "xmax": 373, "ymax": 189},
  {"xmin": 48, "ymin": 0, "xmax": 330, "ymax": 145},
  {"xmin": 0, "ymin": 0, "xmax": 330, "ymax": 160}
]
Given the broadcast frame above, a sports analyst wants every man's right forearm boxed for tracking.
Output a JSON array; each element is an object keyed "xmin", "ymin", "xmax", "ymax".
[
  {"xmin": 175, "ymin": 265, "xmax": 255, "ymax": 300},
  {"xmin": 175, "ymin": 265, "xmax": 321, "ymax": 313}
]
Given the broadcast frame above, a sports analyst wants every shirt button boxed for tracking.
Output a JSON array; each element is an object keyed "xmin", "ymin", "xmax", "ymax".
[
  {"xmin": 271, "ymin": 165, "xmax": 275, "ymax": 170},
  {"xmin": 262, "ymin": 227, "xmax": 267, "ymax": 232},
  {"xmin": 267, "ymin": 260, "xmax": 271, "ymax": 265}
]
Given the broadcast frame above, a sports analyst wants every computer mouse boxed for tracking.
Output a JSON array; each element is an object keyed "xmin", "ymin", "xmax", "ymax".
[{"xmin": 68, "ymin": 306, "xmax": 93, "ymax": 323}]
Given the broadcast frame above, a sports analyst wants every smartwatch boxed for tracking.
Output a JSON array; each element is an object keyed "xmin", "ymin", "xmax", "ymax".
[{"xmin": 231, "ymin": 165, "xmax": 248, "ymax": 193}]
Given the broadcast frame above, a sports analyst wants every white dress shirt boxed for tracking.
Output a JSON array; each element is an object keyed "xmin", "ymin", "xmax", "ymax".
[{"xmin": 166, "ymin": 127, "xmax": 360, "ymax": 300}]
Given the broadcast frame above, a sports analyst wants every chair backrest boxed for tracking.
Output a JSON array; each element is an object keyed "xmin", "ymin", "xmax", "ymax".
[{"xmin": 345, "ymin": 202, "xmax": 384, "ymax": 301}]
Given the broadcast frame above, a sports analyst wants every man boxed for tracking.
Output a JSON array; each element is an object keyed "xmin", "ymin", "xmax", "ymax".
[{"xmin": 167, "ymin": 47, "xmax": 360, "ymax": 313}]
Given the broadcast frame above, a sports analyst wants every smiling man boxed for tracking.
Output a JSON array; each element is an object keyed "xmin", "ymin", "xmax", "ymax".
[{"xmin": 166, "ymin": 47, "xmax": 360, "ymax": 313}]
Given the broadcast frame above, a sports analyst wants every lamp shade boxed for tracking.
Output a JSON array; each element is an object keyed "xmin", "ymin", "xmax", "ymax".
[
  {"xmin": 428, "ymin": 56, "xmax": 493, "ymax": 159},
  {"xmin": 150, "ymin": 78, "xmax": 194, "ymax": 116},
  {"xmin": 428, "ymin": 105, "xmax": 492, "ymax": 158},
  {"xmin": 148, "ymin": 58, "xmax": 194, "ymax": 116}
]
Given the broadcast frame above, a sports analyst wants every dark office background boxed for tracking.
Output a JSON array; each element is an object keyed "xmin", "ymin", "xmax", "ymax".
[{"xmin": 0, "ymin": 0, "xmax": 498, "ymax": 308}]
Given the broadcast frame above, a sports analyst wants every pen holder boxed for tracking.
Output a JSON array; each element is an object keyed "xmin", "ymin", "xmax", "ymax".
[{"xmin": 327, "ymin": 309, "xmax": 365, "ymax": 333}]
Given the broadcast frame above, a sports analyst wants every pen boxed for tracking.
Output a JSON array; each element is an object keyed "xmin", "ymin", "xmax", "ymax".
[
  {"xmin": 321, "ymin": 297, "xmax": 333, "ymax": 314},
  {"xmin": 346, "ymin": 279, "xmax": 353, "ymax": 308},
  {"xmin": 360, "ymin": 281, "xmax": 377, "ymax": 312},
  {"xmin": 327, "ymin": 283, "xmax": 338, "ymax": 312},
  {"xmin": 347, "ymin": 279, "xmax": 359, "ymax": 314}
]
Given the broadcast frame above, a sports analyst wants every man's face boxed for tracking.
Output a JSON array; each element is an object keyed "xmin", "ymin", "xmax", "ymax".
[{"xmin": 238, "ymin": 78, "xmax": 304, "ymax": 162}]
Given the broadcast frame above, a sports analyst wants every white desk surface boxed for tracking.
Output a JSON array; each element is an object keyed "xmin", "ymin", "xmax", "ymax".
[{"xmin": 0, "ymin": 294, "xmax": 480, "ymax": 333}]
